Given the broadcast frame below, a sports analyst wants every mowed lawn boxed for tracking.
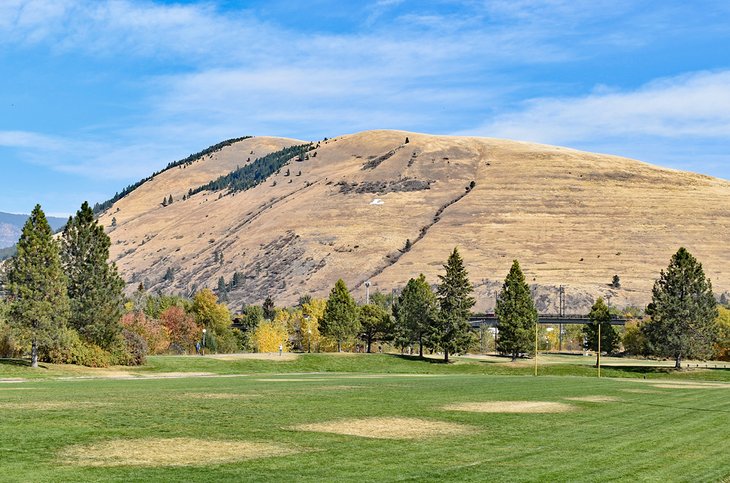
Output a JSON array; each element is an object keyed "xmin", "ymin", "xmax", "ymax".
[{"xmin": 0, "ymin": 355, "xmax": 729, "ymax": 482}]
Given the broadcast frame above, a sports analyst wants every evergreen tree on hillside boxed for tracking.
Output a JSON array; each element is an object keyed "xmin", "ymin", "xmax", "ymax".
[
  {"xmin": 395, "ymin": 274, "xmax": 437, "ymax": 357},
  {"xmin": 496, "ymin": 260, "xmax": 537, "ymax": 360},
  {"xmin": 6, "ymin": 205, "xmax": 69, "ymax": 367},
  {"xmin": 430, "ymin": 248, "xmax": 475, "ymax": 362},
  {"xmin": 583, "ymin": 297, "xmax": 620, "ymax": 366},
  {"xmin": 217, "ymin": 276, "xmax": 228, "ymax": 302},
  {"xmin": 644, "ymin": 247, "xmax": 719, "ymax": 368},
  {"xmin": 61, "ymin": 202, "xmax": 125, "ymax": 349},
  {"xmin": 262, "ymin": 296, "xmax": 275, "ymax": 320},
  {"xmin": 321, "ymin": 279, "xmax": 359, "ymax": 352}
]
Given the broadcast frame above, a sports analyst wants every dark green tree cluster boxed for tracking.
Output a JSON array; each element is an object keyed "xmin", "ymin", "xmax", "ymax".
[
  {"xmin": 391, "ymin": 248, "xmax": 476, "ymax": 362},
  {"xmin": 190, "ymin": 143, "xmax": 313, "ymax": 196},
  {"xmin": 5, "ymin": 203, "xmax": 128, "ymax": 367},
  {"xmin": 394, "ymin": 274, "xmax": 436, "ymax": 356},
  {"xmin": 92, "ymin": 137, "xmax": 252, "ymax": 214}
]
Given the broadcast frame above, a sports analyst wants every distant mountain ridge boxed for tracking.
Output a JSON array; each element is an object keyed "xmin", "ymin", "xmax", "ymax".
[
  {"xmin": 0, "ymin": 211, "xmax": 67, "ymax": 249},
  {"xmin": 95, "ymin": 130, "xmax": 730, "ymax": 313}
]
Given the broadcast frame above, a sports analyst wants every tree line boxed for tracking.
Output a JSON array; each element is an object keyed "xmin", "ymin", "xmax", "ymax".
[
  {"xmin": 92, "ymin": 136, "xmax": 252, "ymax": 214},
  {"xmin": 1, "ymin": 206, "xmax": 726, "ymax": 368},
  {"xmin": 189, "ymin": 143, "xmax": 313, "ymax": 196}
]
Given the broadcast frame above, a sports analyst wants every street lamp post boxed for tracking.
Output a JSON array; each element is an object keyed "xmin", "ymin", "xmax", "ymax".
[
  {"xmin": 308, "ymin": 328, "xmax": 312, "ymax": 353},
  {"xmin": 202, "ymin": 328, "xmax": 207, "ymax": 356},
  {"xmin": 364, "ymin": 280, "xmax": 371, "ymax": 305}
]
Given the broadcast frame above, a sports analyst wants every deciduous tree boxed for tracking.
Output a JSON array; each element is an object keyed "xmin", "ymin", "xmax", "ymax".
[
  {"xmin": 583, "ymin": 297, "xmax": 620, "ymax": 366},
  {"xmin": 395, "ymin": 274, "xmax": 437, "ymax": 357},
  {"xmin": 358, "ymin": 303, "xmax": 393, "ymax": 353}
]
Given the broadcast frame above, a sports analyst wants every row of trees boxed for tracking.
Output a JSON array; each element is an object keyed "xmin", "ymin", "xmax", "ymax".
[
  {"xmin": 311, "ymin": 246, "xmax": 725, "ymax": 367},
  {"xmin": 2, "ymin": 203, "xmax": 128, "ymax": 367}
]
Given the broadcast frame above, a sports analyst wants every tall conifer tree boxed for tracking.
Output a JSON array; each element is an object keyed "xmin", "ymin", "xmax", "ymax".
[
  {"xmin": 644, "ymin": 247, "xmax": 718, "ymax": 368},
  {"xmin": 496, "ymin": 260, "xmax": 537, "ymax": 360},
  {"xmin": 6, "ymin": 205, "xmax": 69, "ymax": 367},
  {"xmin": 432, "ymin": 248, "xmax": 475, "ymax": 362},
  {"xmin": 61, "ymin": 201, "xmax": 125, "ymax": 349},
  {"xmin": 321, "ymin": 279, "xmax": 359, "ymax": 352}
]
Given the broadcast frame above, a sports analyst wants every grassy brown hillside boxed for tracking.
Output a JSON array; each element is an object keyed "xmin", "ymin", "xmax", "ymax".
[{"xmin": 98, "ymin": 131, "xmax": 730, "ymax": 313}]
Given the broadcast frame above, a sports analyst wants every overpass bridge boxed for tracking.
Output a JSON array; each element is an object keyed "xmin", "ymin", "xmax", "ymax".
[{"xmin": 469, "ymin": 313, "xmax": 628, "ymax": 328}]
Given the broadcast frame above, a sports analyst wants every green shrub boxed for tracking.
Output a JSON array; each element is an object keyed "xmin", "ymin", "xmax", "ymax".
[
  {"xmin": 43, "ymin": 327, "xmax": 111, "ymax": 367},
  {"xmin": 0, "ymin": 321, "xmax": 18, "ymax": 358}
]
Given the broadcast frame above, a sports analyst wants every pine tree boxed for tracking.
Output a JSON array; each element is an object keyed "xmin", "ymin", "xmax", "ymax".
[
  {"xmin": 217, "ymin": 276, "xmax": 228, "ymax": 302},
  {"xmin": 644, "ymin": 247, "xmax": 719, "ymax": 368},
  {"xmin": 395, "ymin": 274, "xmax": 437, "ymax": 357},
  {"xmin": 6, "ymin": 205, "xmax": 69, "ymax": 367},
  {"xmin": 168, "ymin": 195, "xmax": 173, "ymax": 205},
  {"xmin": 583, "ymin": 297, "xmax": 619, "ymax": 366},
  {"xmin": 612, "ymin": 274, "xmax": 621, "ymax": 288},
  {"xmin": 495, "ymin": 260, "xmax": 537, "ymax": 360},
  {"xmin": 320, "ymin": 279, "xmax": 359, "ymax": 352},
  {"xmin": 431, "ymin": 248, "xmax": 475, "ymax": 362},
  {"xmin": 262, "ymin": 296, "xmax": 275, "ymax": 320},
  {"xmin": 61, "ymin": 201, "xmax": 125, "ymax": 349}
]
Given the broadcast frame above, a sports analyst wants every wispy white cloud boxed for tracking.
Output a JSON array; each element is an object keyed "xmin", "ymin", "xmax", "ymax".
[
  {"xmin": 2, "ymin": 0, "xmax": 730, "ymax": 194},
  {"xmin": 463, "ymin": 70, "xmax": 730, "ymax": 177},
  {"xmin": 468, "ymin": 70, "xmax": 730, "ymax": 143}
]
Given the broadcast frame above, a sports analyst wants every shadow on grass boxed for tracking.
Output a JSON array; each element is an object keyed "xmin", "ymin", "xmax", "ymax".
[
  {"xmin": 0, "ymin": 358, "xmax": 47, "ymax": 369},
  {"xmin": 387, "ymin": 353, "xmax": 451, "ymax": 364}
]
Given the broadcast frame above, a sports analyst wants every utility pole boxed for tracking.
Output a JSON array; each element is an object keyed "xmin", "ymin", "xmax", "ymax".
[
  {"xmin": 598, "ymin": 323, "xmax": 602, "ymax": 378},
  {"xmin": 558, "ymin": 285, "xmax": 565, "ymax": 352}
]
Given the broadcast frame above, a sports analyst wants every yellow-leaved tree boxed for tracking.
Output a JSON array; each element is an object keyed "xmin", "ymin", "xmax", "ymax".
[
  {"xmin": 302, "ymin": 299, "xmax": 326, "ymax": 352},
  {"xmin": 715, "ymin": 306, "xmax": 730, "ymax": 361},
  {"xmin": 253, "ymin": 317, "xmax": 290, "ymax": 353},
  {"xmin": 191, "ymin": 289, "xmax": 238, "ymax": 353}
]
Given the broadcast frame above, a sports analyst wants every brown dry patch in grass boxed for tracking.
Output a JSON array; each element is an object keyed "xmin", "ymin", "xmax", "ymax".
[
  {"xmin": 444, "ymin": 401, "xmax": 575, "ymax": 413},
  {"xmin": 206, "ymin": 353, "xmax": 300, "ymax": 361},
  {"xmin": 58, "ymin": 438, "xmax": 300, "ymax": 467},
  {"xmin": 292, "ymin": 417, "xmax": 472, "ymax": 440},
  {"xmin": 565, "ymin": 396, "xmax": 621, "ymax": 403},
  {"xmin": 0, "ymin": 401, "xmax": 108, "ymax": 410}
]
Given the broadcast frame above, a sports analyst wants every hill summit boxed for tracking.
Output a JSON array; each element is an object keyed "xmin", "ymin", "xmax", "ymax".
[{"xmin": 97, "ymin": 130, "xmax": 730, "ymax": 313}]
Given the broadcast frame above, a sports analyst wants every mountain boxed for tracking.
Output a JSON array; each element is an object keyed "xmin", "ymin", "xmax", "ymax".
[
  {"xmin": 0, "ymin": 211, "xmax": 67, "ymax": 249},
  {"xmin": 96, "ymin": 130, "xmax": 730, "ymax": 313}
]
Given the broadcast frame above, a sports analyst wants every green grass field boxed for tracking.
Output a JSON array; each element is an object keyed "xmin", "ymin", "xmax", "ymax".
[{"xmin": 1, "ymin": 354, "xmax": 729, "ymax": 481}]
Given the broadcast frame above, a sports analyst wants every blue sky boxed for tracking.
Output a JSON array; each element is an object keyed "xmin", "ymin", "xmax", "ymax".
[{"xmin": 1, "ymin": 0, "xmax": 730, "ymax": 215}]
